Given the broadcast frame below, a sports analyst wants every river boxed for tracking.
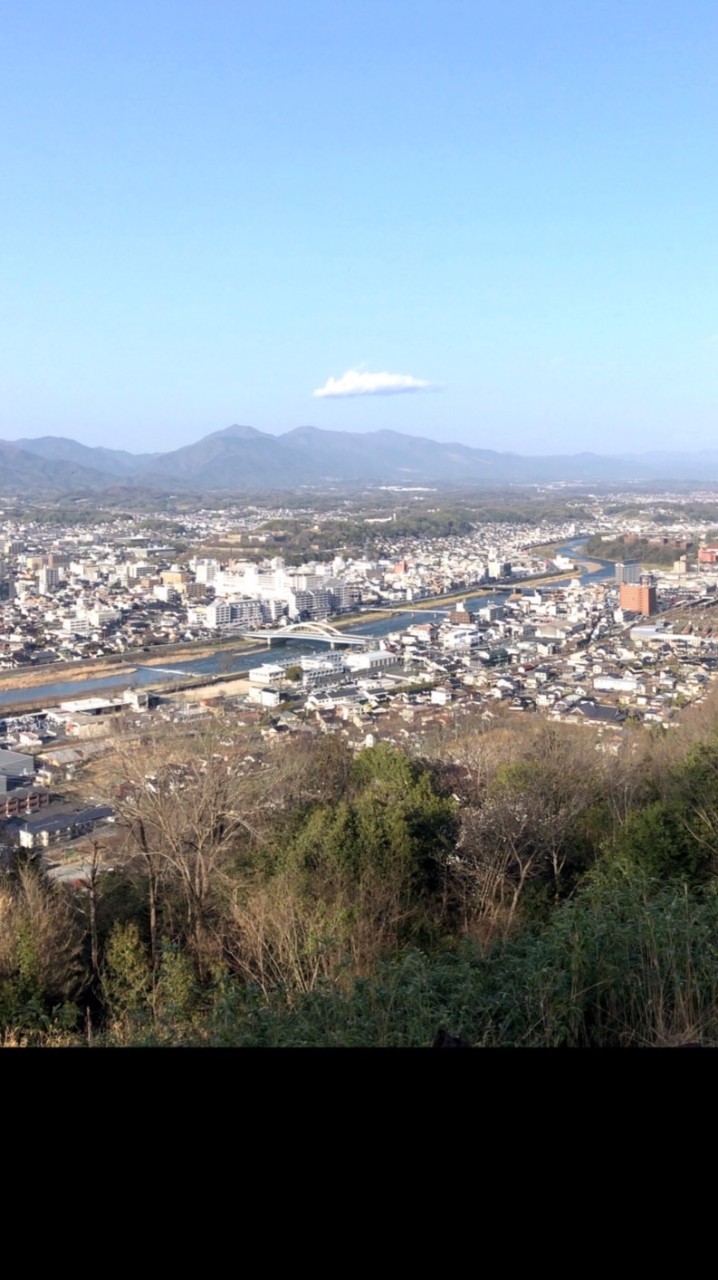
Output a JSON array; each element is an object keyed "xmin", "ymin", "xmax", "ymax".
[{"xmin": 0, "ymin": 540, "xmax": 615, "ymax": 708}]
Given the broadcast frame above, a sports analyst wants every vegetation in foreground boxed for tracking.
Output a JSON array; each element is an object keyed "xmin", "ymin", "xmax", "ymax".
[{"xmin": 4, "ymin": 698, "xmax": 718, "ymax": 1048}]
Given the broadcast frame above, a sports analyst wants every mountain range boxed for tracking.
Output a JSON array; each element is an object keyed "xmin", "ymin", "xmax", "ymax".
[{"xmin": 2, "ymin": 424, "xmax": 718, "ymax": 494}]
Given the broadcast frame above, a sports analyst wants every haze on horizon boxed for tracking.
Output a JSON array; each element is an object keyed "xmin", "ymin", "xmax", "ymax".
[{"xmin": 2, "ymin": 1, "xmax": 717, "ymax": 458}]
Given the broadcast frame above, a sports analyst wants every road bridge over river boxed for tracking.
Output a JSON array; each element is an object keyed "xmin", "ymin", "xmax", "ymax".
[{"xmin": 244, "ymin": 620, "xmax": 374, "ymax": 648}]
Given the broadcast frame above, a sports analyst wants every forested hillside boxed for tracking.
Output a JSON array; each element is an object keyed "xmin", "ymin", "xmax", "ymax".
[{"xmin": 3, "ymin": 702, "xmax": 718, "ymax": 1047}]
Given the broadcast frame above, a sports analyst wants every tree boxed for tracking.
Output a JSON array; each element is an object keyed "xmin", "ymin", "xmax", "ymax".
[
  {"xmin": 453, "ymin": 725, "xmax": 601, "ymax": 939},
  {"xmin": 221, "ymin": 743, "xmax": 459, "ymax": 990},
  {"xmin": 0, "ymin": 866, "xmax": 84, "ymax": 1036},
  {"xmin": 606, "ymin": 738, "xmax": 718, "ymax": 886},
  {"xmin": 102, "ymin": 718, "xmax": 265, "ymax": 973}
]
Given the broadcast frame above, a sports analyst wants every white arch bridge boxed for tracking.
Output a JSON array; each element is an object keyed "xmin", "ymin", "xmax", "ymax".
[{"xmin": 244, "ymin": 620, "xmax": 374, "ymax": 648}]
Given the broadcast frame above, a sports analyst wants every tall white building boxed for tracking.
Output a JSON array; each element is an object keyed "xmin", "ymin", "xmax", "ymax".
[{"xmin": 194, "ymin": 558, "xmax": 220, "ymax": 586}]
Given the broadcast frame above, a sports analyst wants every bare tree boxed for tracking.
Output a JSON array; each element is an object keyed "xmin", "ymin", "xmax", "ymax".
[
  {"xmin": 0, "ymin": 865, "xmax": 84, "ymax": 1010},
  {"xmin": 99, "ymin": 717, "xmax": 265, "ymax": 972},
  {"xmin": 453, "ymin": 724, "xmax": 603, "ymax": 939}
]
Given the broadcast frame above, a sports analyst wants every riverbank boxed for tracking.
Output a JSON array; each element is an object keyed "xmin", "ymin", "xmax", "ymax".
[
  {"xmin": 165, "ymin": 674, "xmax": 253, "ymax": 703},
  {"xmin": 332, "ymin": 568, "xmax": 577, "ymax": 623},
  {"xmin": 403, "ymin": 568, "xmax": 577, "ymax": 610},
  {"xmin": 0, "ymin": 596, "xmax": 480, "ymax": 693},
  {"xmin": 0, "ymin": 564, "xmax": 584, "ymax": 711},
  {"xmin": 0, "ymin": 634, "xmax": 267, "ymax": 694},
  {"xmin": 528, "ymin": 542, "xmax": 605, "ymax": 577}
]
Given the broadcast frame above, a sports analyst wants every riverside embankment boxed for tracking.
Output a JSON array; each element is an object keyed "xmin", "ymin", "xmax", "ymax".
[{"xmin": 0, "ymin": 545, "xmax": 610, "ymax": 711}]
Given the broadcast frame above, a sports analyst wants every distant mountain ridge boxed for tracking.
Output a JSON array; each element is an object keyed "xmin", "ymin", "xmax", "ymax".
[
  {"xmin": 2, "ymin": 424, "xmax": 718, "ymax": 494},
  {"xmin": 12, "ymin": 435, "xmax": 160, "ymax": 476}
]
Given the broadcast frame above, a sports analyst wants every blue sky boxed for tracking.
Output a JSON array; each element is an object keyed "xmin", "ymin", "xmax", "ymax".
[{"xmin": 2, "ymin": 1, "xmax": 717, "ymax": 455}]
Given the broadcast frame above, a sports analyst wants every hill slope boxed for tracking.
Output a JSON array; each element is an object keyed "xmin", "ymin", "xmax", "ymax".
[{"xmin": 3, "ymin": 424, "xmax": 718, "ymax": 493}]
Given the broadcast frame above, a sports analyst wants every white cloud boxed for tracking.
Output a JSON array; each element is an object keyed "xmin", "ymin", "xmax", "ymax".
[{"xmin": 312, "ymin": 368, "xmax": 436, "ymax": 398}]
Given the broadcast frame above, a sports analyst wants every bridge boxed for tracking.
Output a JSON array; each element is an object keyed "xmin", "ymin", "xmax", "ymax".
[
  {"xmin": 134, "ymin": 665, "xmax": 205, "ymax": 678},
  {"xmin": 371, "ymin": 605, "xmax": 452, "ymax": 617},
  {"xmin": 244, "ymin": 620, "xmax": 373, "ymax": 648}
]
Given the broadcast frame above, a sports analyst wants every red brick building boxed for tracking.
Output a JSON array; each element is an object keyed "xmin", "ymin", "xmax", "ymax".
[{"xmin": 620, "ymin": 581, "xmax": 657, "ymax": 616}]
